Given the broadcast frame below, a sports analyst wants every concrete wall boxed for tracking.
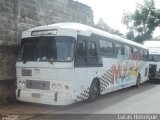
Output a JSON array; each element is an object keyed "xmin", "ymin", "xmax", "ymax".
[
  {"xmin": 0, "ymin": 0, "xmax": 19, "ymax": 45},
  {"xmin": 0, "ymin": 0, "xmax": 93, "ymax": 101},
  {"xmin": 0, "ymin": 0, "xmax": 94, "ymax": 45},
  {"xmin": 17, "ymin": 0, "xmax": 94, "ymax": 43}
]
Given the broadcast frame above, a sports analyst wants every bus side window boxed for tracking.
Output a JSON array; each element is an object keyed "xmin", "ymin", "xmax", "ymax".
[
  {"xmin": 77, "ymin": 40, "xmax": 86, "ymax": 56},
  {"xmin": 129, "ymin": 46, "xmax": 133, "ymax": 59},
  {"xmin": 124, "ymin": 45, "xmax": 133, "ymax": 59},
  {"xmin": 75, "ymin": 40, "xmax": 87, "ymax": 64},
  {"xmin": 115, "ymin": 43, "xmax": 124, "ymax": 58},
  {"xmin": 133, "ymin": 48, "xmax": 140, "ymax": 60},
  {"xmin": 87, "ymin": 42, "xmax": 97, "ymax": 63},
  {"xmin": 140, "ymin": 49, "xmax": 144, "ymax": 60},
  {"xmin": 87, "ymin": 42, "xmax": 96, "ymax": 56},
  {"xmin": 144, "ymin": 50, "xmax": 149, "ymax": 61},
  {"xmin": 99, "ymin": 40, "xmax": 113, "ymax": 57}
]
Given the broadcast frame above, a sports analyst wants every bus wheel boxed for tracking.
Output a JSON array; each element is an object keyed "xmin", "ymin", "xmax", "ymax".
[
  {"xmin": 136, "ymin": 74, "xmax": 141, "ymax": 87},
  {"xmin": 88, "ymin": 79, "xmax": 99, "ymax": 102}
]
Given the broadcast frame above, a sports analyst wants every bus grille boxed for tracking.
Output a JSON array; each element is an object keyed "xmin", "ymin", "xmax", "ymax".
[
  {"xmin": 26, "ymin": 80, "xmax": 50, "ymax": 90},
  {"xmin": 149, "ymin": 64, "xmax": 157, "ymax": 77}
]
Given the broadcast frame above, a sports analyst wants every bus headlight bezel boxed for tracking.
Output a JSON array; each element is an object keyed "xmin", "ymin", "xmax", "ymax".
[
  {"xmin": 51, "ymin": 83, "xmax": 62, "ymax": 89},
  {"xmin": 57, "ymin": 83, "xmax": 62, "ymax": 89},
  {"xmin": 22, "ymin": 81, "xmax": 26, "ymax": 86},
  {"xmin": 19, "ymin": 80, "xmax": 22, "ymax": 86},
  {"xmin": 18, "ymin": 80, "xmax": 26, "ymax": 87},
  {"xmin": 51, "ymin": 83, "xmax": 56, "ymax": 89}
]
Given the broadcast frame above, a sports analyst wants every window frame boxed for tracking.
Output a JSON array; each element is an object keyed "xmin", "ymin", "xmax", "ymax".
[
  {"xmin": 99, "ymin": 39, "xmax": 114, "ymax": 57},
  {"xmin": 87, "ymin": 41, "xmax": 97, "ymax": 57},
  {"xmin": 124, "ymin": 44, "xmax": 133, "ymax": 60},
  {"xmin": 133, "ymin": 47, "xmax": 140, "ymax": 60},
  {"xmin": 144, "ymin": 49, "xmax": 149, "ymax": 61},
  {"xmin": 75, "ymin": 35, "xmax": 103, "ymax": 67},
  {"xmin": 114, "ymin": 42, "xmax": 125, "ymax": 58}
]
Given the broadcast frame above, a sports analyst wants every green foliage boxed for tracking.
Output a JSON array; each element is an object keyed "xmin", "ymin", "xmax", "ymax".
[
  {"xmin": 94, "ymin": 18, "xmax": 123, "ymax": 37},
  {"xmin": 122, "ymin": 0, "xmax": 160, "ymax": 43},
  {"xmin": 126, "ymin": 30, "xmax": 135, "ymax": 40}
]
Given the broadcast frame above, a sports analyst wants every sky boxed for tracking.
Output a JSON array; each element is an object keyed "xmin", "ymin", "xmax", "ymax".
[{"xmin": 75, "ymin": 0, "xmax": 160, "ymax": 37}]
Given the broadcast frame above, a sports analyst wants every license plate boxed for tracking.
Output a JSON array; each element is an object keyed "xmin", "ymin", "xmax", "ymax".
[
  {"xmin": 22, "ymin": 69, "xmax": 32, "ymax": 76},
  {"xmin": 32, "ymin": 93, "xmax": 41, "ymax": 98}
]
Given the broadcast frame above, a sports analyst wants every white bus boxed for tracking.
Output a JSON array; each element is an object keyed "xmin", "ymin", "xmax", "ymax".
[
  {"xmin": 143, "ymin": 40, "xmax": 160, "ymax": 81},
  {"xmin": 16, "ymin": 23, "xmax": 149, "ymax": 105}
]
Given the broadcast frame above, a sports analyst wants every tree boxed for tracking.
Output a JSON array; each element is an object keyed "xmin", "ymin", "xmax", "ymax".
[
  {"xmin": 122, "ymin": 0, "xmax": 160, "ymax": 43},
  {"xmin": 94, "ymin": 18, "xmax": 123, "ymax": 37},
  {"xmin": 126, "ymin": 30, "xmax": 135, "ymax": 40}
]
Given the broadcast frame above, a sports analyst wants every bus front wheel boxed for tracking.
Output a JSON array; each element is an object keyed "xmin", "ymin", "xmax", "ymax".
[{"xmin": 88, "ymin": 79, "xmax": 99, "ymax": 102}]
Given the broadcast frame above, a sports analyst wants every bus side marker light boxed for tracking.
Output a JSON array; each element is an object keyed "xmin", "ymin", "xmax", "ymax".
[{"xmin": 52, "ymin": 83, "xmax": 56, "ymax": 89}]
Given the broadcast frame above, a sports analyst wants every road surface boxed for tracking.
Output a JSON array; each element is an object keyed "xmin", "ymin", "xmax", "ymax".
[{"xmin": 0, "ymin": 82, "xmax": 160, "ymax": 120}]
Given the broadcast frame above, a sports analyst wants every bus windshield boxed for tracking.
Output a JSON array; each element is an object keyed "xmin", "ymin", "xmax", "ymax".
[
  {"xmin": 19, "ymin": 36, "xmax": 75, "ymax": 62},
  {"xmin": 149, "ymin": 54, "xmax": 160, "ymax": 62}
]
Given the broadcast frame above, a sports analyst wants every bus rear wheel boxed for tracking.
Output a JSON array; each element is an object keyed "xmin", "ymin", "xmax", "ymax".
[{"xmin": 88, "ymin": 80, "xmax": 99, "ymax": 102}]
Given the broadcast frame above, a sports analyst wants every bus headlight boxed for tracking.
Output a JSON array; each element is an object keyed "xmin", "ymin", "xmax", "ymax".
[
  {"xmin": 52, "ymin": 83, "xmax": 56, "ymax": 89},
  {"xmin": 57, "ymin": 83, "xmax": 62, "ymax": 89},
  {"xmin": 22, "ymin": 81, "xmax": 26, "ymax": 86},
  {"xmin": 19, "ymin": 80, "xmax": 22, "ymax": 86},
  {"xmin": 18, "ymin": 80, "xmax": 25, "ymax": 87},
  {"xmin": 51, "ymin": 83, "xmax": 62, "ymax": 89}
]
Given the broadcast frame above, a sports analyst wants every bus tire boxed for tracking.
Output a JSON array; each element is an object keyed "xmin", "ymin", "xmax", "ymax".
[
  {"xmin": 136, "ymin": 74, "xmax": 141, "ymax": 87},
  {"xmin": 88, "ymin": 79, "xmax": 100, "ymax": 102}
]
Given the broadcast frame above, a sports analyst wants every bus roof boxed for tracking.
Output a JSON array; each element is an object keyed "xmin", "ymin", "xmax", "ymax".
[{"xmin": 23, "ymin": 22, "xmax": 147, "ymax": 50}]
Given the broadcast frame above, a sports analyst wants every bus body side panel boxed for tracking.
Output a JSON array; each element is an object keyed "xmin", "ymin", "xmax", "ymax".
[
  {"xmin": 99, "ymin": 58, "xmax": 134, "ymax": 95},
  {"xmin": 73, "ymin": 34, "xmax": 149, "ymax": 102},
  {"xmin": 73, "ymin": 58, "xmax": 148, "ymax": 102},
  {"xmin": 74, "ymin": 67, "xmax": 98, "ymax": 102},
  {"xmin": 98, "ymin": 52, "xmax": 148, "ymax": 96},
  {"xmin": 97, "ymin": 57, "xmax": 115, "ymax": 94},
  {"xmin": 98, "ymin": 59, "xmax": 148, "ymax": 95}
]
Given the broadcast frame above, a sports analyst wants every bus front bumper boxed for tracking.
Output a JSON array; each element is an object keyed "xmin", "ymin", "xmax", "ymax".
[{"xmin": 16, "ymin": 89, "xmax": 76, "ymax": 106}]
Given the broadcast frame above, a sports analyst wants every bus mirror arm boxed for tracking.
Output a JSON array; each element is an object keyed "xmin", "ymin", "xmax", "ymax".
[
  {"xmin": 23, "ymin": 60, "xmax": 27, "ymax": 64},
  {"xmin": 48, "ymin": 60, "xmax": 54, "ymax": 64}
]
